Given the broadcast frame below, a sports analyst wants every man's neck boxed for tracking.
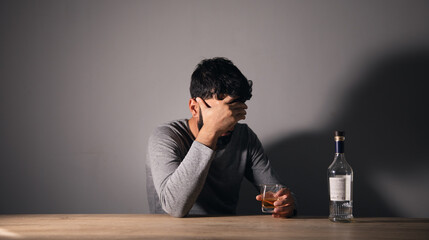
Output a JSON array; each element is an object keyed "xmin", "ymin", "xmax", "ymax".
[{"xmin": 188, "ymin": 117, "xmax": 199, "ymax": 139}]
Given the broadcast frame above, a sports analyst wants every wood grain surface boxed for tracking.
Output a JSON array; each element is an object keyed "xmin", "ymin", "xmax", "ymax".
[{"xmin": 0, "ymin": 214, "xmax": 428, "ymax": 239}]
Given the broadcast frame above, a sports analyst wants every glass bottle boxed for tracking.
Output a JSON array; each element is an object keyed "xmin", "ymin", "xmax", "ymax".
[{"xmin": 328, "ymin": 131, "xmax": 353, "ymax": 222}]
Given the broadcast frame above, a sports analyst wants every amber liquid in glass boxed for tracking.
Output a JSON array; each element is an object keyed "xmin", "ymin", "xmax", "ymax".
[{"xmin": 262, "ymin": 198, "xmax": 277, "ymax": 208}]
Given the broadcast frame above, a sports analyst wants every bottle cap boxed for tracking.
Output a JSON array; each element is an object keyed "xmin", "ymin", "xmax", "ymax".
[{"xmin": 334, "ymin": 131, "xmax": 345, "ymax": 137}]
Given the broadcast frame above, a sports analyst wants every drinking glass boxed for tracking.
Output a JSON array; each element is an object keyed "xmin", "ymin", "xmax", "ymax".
[{"xmin": 260, "ymin": 184, "xmax": 284, "ymax": 213}]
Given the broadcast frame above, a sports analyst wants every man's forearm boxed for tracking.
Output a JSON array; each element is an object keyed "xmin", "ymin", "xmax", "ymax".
[{"xmin": 151, "ymin": 141, "xmax": 214, "ymax": 217}]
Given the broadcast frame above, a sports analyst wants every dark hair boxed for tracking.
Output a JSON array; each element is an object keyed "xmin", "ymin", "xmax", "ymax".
[{"xmin": 190, "ymin": 57, "xmax": 252, "ymax": 102}]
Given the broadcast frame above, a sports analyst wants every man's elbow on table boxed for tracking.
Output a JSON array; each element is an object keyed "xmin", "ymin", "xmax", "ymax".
[
  {"xmin": 163, "ymin": 206, "xmax": 188, "ymax": 218},
  {"xmin": 160, "ymin": 196, "xmax": 189, "ymax": 218},
  {"xmin": 169, "ymin": 211, "xmax": 188, "ymax": 218}
]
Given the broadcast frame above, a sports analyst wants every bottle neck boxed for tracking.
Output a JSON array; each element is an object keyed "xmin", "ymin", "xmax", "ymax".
[{"xmin": 335, "ymin": 140, "xmax": 344, "ymax": 154}]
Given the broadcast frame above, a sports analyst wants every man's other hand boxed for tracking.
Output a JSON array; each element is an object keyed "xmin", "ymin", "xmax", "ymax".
[{"xmin": 256, "ymin": 188, "xmax": 296, "ymax": 218}]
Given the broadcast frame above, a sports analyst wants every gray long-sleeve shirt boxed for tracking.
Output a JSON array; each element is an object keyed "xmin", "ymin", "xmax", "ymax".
[{"xmin": 146, "ymin": 119, "xmax": 281, "ymax": 217}]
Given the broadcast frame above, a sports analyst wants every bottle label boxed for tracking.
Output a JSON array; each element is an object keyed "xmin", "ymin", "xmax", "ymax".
[{"xmin": 329, "ymin": 175, "xmax": 351, "ymax": 201}]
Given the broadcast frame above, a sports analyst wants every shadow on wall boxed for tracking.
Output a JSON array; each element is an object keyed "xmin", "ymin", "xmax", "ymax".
[{"xmin": 237, "ymin": 46, "xmax": 429, "ymax": 217}]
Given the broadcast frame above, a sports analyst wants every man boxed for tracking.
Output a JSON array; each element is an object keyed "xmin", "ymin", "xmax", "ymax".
[{"xmin": 146, "ymin": 57, "xmax": 295, "ymax": 218}]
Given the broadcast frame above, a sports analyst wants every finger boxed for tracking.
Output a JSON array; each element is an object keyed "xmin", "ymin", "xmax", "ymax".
[
  {"xmin": 272, "ymin": 208, "xmax": 295, "ymax": 218},
  {"xmin": 233, "ymin": 113, "xmax": 246, "ymax": 122},
  {"xmin": 274, "ymin": 201, "xmax": 293, "ymax": 208},
  {"xmin": 223, "ymin": 95, "xmax": 235, "ymax": 103},
  {"xmin": 196, "ymin": 97, "xmax": 209, "ymax": 110},
  {"xmin": 274, "ymin": 196, "xmax": 294, "ymax": 210},
  {"xmin": 274, "ymin": 194, "xmax": 294, "ymax": 206},
  {"xmin": 235, "ymin": 114, "xmax": 246, "ymax": 121},
  {"xmin": 229, "ymin": 102, "xmax": 248, "ymax": 110},
  {"xmin": 256, "ymin": 195, "xmax": 262, "ymax": 201},
  {"xmin": 233, "ymin": 109, "xmax": 247, "ymax": 118},
  {"xmin": 273, "ymin": 205, "xmax": 295, "ymax": 217},
  {"xmin": 276, "ymin": 187, "xmax": 290, "ymax": 196},
  {"xmin": 274, "ymin": 200, "xmax": 294, "ymax": 208},
  {"xmin": 236, "ymin": 108, "xmax": 247, "ymax": 114},
  {"xmin": 275, "ymin": 188, "xmax": 290, "ymax": 198},
  {"xmin": 273, "ymin": 212, "xmax": 292, "ymax": 218},
  {"xmin": 275, "ymin": 207, "xmax": 295, "ymax": 216},
  {"xmin": 276, "ymin": 193, "xmax": 293, "ymax": 201}
]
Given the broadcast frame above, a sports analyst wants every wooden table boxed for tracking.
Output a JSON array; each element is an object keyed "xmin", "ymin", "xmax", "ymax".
[{"xmin": 0, "ymin": 214, "xmax": 428, "ymax": 239}]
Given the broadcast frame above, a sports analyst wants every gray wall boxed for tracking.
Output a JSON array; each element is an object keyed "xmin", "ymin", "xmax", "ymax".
[{"xmin": 1, "ymin": 0, "xmax": 429, "ymax": 217}]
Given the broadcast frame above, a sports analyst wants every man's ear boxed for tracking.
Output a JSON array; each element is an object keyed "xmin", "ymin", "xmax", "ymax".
[{"xmin": 189, "ymin": 98, "xmax": 199, "ymax": 117}]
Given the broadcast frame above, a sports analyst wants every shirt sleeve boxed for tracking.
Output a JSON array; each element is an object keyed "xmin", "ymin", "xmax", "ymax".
[
  {"xmin": 147, "ymin": 125, "xmax": 215, "ymax": 217},
  {"xmin": 245, "ymin": 127, "xmax": 282, "ymax": 187}
]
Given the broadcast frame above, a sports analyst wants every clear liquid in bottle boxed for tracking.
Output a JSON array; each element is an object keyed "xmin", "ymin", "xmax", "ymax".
[{"xmin": 328, "ymin": 131, "xmax": 353, "ymax": 222}]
